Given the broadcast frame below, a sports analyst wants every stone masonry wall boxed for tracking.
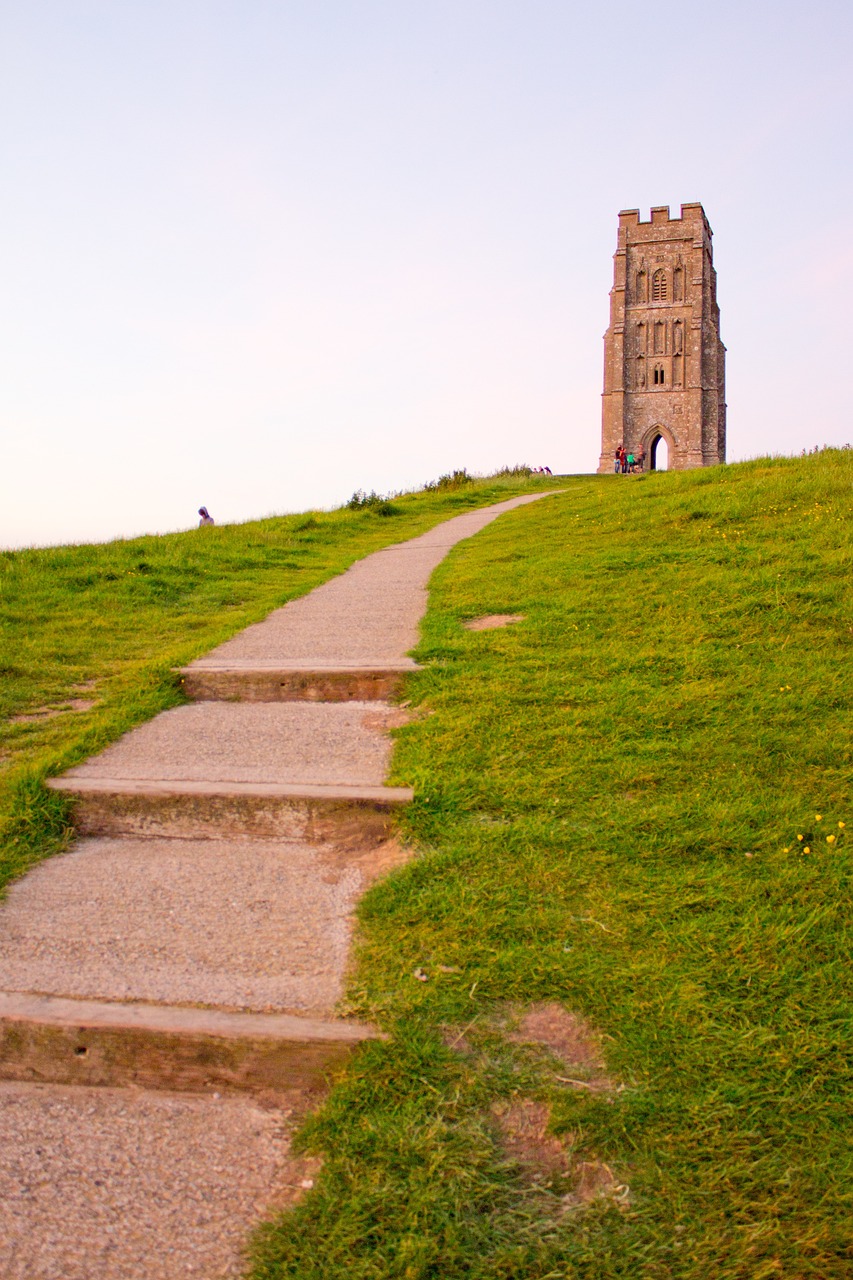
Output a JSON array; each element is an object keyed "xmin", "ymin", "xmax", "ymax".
[{"xmin": 598, "ymin": 203, "xmax": 726, "ymax": 472}]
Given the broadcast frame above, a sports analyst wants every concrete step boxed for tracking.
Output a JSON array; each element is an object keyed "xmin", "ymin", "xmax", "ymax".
[
  {"xmin": 48, "ymin": 700, "xmax": 413, "ymax": 840},
  {"xmin": 48, "ymin": 777, "xmax": 412, "ymax": 841},
  {"xmin": 0, "ymin": 991, "xmax": 379, "ymax": 1095},
  {"xmin": 0, "ymin": 835, "xmax": 410, "ymax": 1016},
  {"xmin": 178, "ymin": 659, "xmax": 419, "ymax": 702},
  {"xmin": 53, "ymin": 701, "xmax": 397, "ymax": 787}
]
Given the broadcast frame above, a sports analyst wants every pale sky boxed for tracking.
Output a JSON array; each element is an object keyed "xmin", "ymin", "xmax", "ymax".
[{"xmin": 2, "ymin": 0, "xmax": 851, "ymax": 547}]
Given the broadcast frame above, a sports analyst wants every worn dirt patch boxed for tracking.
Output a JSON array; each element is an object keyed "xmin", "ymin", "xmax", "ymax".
[
  {"xmin": 492, "ymin": 1097, "xmax": 624, "ymax": 1208},
  {"xmin": 507, "ymin": 1003, "xmax": 612, "ymax": 1088},
  {"xmin": 10, "ymin": 699, "xmax": 96, "ymax": 725},
  {"xmin": 463, "ymin": 614, "xmax": 525, "ymax": 631},
  {"xmin": 360, "ymin": 706, "xmax": 415, "ymax": 731},
  {"xmin": 263, "ymin": 1151, "xmax": 324, "ymax": 1212},
  {"xmin": 562, "ymin": 1158, "xmax": 625, "ymax": 1209},
  {"xmin": 317, "ymin": 836, "xmax": 413, "ymax": 885},
  {"xmin": 493, "ymin": 1098, "xmax": 569, "ymax": 1183},
  {"xmin": 443, "ymin": 1004, "xmax": 615, "ymax": 1091}
]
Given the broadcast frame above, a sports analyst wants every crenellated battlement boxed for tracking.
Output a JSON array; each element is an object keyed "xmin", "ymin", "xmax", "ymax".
[{"xmin": 618, "ymin": 203, "xmax": 709, "ymax": 232}]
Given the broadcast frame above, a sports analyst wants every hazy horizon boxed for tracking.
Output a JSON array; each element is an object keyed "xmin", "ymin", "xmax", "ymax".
[{"xmin": 3, "ymin": 2, "xmax": 851, "ymax": 548}]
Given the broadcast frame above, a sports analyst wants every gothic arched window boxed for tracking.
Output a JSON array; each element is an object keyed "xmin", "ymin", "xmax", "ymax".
[
  {"xmin": 653, "ymin": 363, "xmax": 665, "ymax": 386},
  {"xmin": 652, "ymin": 269, "xmax": 667, "ymax": 301}
]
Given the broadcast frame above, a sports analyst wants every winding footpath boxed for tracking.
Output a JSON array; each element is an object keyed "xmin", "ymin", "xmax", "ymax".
[{"xmin": 0, "ymin": 492, "xmax": 555, "ymax": 1279}]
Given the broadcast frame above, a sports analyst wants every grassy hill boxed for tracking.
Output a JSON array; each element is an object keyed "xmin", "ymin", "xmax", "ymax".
[
  {"xmin": 254, "ymin": 452, "xmax": 851, "ymax": 1279},
  {"xmin": 1, "ymin": 454, "xmax": 850, "ymax": 1277},
  {"xmin": 0, "ymin": 470, "xmax": 553, "ymax": 889}
]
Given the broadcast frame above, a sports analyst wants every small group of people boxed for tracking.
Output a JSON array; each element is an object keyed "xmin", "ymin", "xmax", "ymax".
[
  {"xmin": 613, "ymin": 446, "xmax": 644, "ymax": 474},
  {"xmin": 531, "ymin": 466, "xmax": 553, "ymax": 475}
]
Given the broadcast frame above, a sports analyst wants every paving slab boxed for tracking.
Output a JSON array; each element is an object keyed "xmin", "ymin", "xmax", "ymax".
[
  {"xmin": 60, "ymin": 701, "xmax": 394, "ymax": 787},
  {"xmin": 0, "ymin": 835, "xmax": 399, "ymax": 1015},
  {"xmin": 0, "ymin": 1081, "xmax": 301, "ymax": 1280}
]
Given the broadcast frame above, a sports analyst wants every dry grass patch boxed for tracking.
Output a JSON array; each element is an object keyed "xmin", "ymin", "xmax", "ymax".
[
  {"xmin": 507, "ymin": 1001, "xmax": 614, "ymax": 1091},
  {"xmin": 492, "ymin": 1097, "xmax": 627, "ymax": 1210},
  {"xmin": 10, "ymin": 698, "xmax": 97, "ymax": 725},
  {"xmin": 463, "ymin": 613, "xmax": 525, "ymax": 630}
]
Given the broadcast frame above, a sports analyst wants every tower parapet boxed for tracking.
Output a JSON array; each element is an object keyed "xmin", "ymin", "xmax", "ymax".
[{"xmin": 598, "ymin": 202, "xmax": 726, "ymax": 473}]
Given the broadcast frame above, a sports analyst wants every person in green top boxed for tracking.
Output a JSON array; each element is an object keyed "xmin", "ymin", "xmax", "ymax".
[{"xmin": 626, "ymin": 452, "xmax": 635, "ymax": 472}]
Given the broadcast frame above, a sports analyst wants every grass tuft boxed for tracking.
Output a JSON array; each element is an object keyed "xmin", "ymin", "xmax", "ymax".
[{"xmin": 0, "ymin": 774, "xmax": 74, "ymax": 886}]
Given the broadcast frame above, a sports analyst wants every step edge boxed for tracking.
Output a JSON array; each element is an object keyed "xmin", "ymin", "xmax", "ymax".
[
  {"xmin": 177, "ymin": 661, "xmax": 422, "ymax": 674},
  {"xmin": 47, "ymin": 777, "xmax": 415, "ymax": 804},
  {"xmin": 0, "ymin": 990, "xmax": 381, "ymax": 1044}
]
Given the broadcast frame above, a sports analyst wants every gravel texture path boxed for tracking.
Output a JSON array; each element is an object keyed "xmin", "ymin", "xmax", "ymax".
[
  {"xmin": 0, "ymin": 1082, "xmax": 300, "ymax": 1280},
  {"xmin": 0, "ymin": 836, "xmax": 362, "ymax": 1015}
]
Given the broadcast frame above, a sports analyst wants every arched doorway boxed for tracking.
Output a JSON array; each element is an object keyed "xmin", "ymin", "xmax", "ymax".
[
  {"xmin": 644, "ymin": 425, "xmax": 674, "ymax": 472},
  {"xmin": 650, "ymin": 434, "xmax": 669, "ymax": 471}
]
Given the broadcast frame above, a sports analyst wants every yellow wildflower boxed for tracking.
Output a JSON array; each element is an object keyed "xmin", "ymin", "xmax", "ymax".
[
  {"xmin": 839, "ymin": 821, "xmax": 846, "ymax": 829},
  {"xmin": 827, "ymin": 834, "xmax": 836, "ymax": 844},
  {"xmin": 815, "ymin": 814, "xmax": 823, "ymax": 822},
  {"xmin": 804, "ymin": 846, "xmax": 811, "ymax": 854},
  {"xmin": 797, "ymin": 834, "xmax": 804, "ymax": 841}
]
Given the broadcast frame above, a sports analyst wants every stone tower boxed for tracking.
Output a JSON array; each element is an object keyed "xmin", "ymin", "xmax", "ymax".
[{"xmin": 598, "ymin": 203, "xmax": 726, "ymax": 472}]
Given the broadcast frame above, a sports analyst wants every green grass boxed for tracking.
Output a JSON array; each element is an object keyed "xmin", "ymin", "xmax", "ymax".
[
  {"xmin": 0, "ymin": 471, "xmax": 556, "ymax": 891},
  {"xmin": 2, "ymin": 454, "xmax": 850, "ymax": 1277},
  {"xmin": 251, "ymin": 450, "xmax": 852, "ymax": 1279}
]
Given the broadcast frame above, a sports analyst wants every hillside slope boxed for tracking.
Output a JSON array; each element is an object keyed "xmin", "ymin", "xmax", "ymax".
[
  {"xmin": 1, "ymin": 454, "xmax": 849, "ymax": 1277},
  {"xmin": 255, "ymin": 451, "xmax": 851, "ymax": 1280},
  {"xmin": 0, "ymin": 472, "xmax": 554, "ymax": 890}
]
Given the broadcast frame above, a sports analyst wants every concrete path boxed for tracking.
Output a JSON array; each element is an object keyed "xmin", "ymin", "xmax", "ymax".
[
  {"xmin": 188, "ymin": 498, "xmax": 544, "ymax": 668},
  {"xmin": 0, "ymin": 491, "xmax": 555, "ymax": 1279}
]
